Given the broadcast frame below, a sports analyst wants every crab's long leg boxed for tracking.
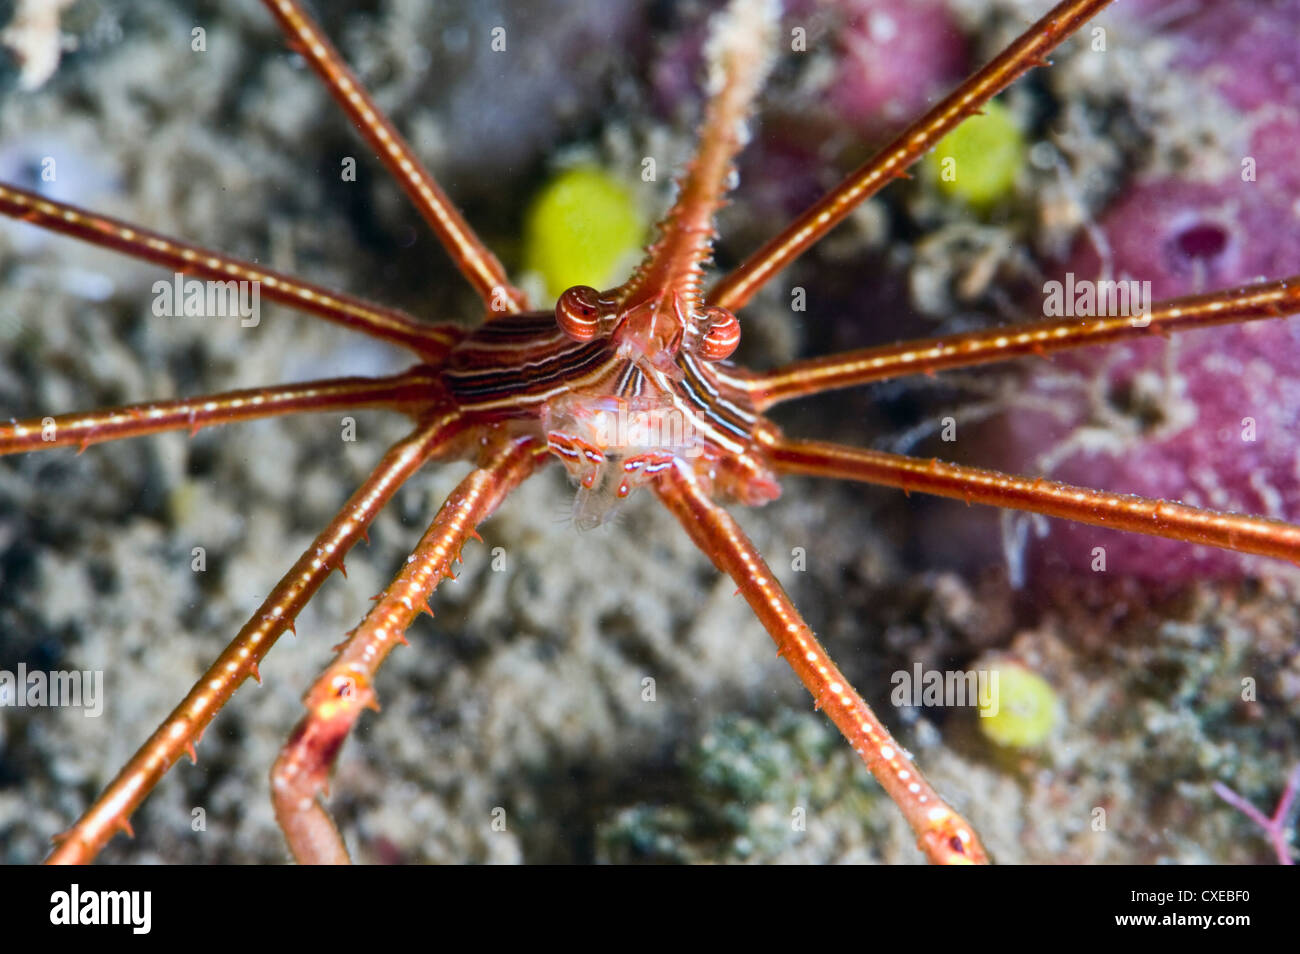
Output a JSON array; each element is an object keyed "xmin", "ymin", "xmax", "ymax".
[
  {"xmin": 707, "ymin": 0, "xmax": 1112, "ymax": 312},
  {"xmin": 0, "ymin": 367, "xmax": 442, "ymax": 455},
  {"xmin": 760, "ymin": 431, "xmax": 1300, "ymax": 565},
  {"xmin": 0, "ymin": 183, "xmax": 458, "ymax": 360},
  {"xmin": 654, "ymin": 460, "xmax": 988, "ymax": 865},
  {"xmin": 259, "ymin": 0, "xmax": 527, "ymax": 316},
  {"xmin": 748, "ymin": 276, "xmax": 1300, "ymax": 409},
  {"xmin": 271, "ymin": 434, "xmax": 545, "ymax": 864},
  {"xmin": 44, "ymin": 409, "xmax": 466, "ymax": 865}
]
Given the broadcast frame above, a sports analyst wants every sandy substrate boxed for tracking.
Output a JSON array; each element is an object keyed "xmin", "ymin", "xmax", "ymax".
[{"xmin": 0, "ymin": 0, "xmax": 1297, "ymax": 864}]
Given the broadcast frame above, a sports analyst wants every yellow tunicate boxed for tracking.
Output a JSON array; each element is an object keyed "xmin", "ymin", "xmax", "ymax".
[
  {"xmin": 523, "ymin": 165, "xmax": 646, "ymax": 301},
  {"xmin": 923, "ymin": 99, "xmax": 1025, "ymax": 209},
  {"xmin": 978, "ymin": 660, "xmax": 1059, "ymax": 749}
]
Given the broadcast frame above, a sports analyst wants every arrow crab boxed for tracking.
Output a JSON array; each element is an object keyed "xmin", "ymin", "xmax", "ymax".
[{"xmin": 1, "ymin": 0, "xmax": 1298, "ymax": 864}]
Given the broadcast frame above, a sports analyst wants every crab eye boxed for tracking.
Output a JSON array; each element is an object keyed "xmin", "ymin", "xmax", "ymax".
[
  {"xmin": 693, "ymin": 305, "xmax": 740, "ymax": 361},
  {"xmin": 555, "ymin": 285, "xmax": 611, "ymax": 341}
]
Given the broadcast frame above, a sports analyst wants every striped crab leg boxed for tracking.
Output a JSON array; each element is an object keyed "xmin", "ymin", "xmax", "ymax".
[
  {"xmin": 759, "ymin": 431, "xmax": 1300, "ymax": 566},
  {"xmin": 0, "ymin": 183, "xmax": 459, "ymax": 360},
  {"xmin": 0, "ymin": 366, "xmax": 443, "ymax": 455},
  {"xmin": 260, "ymin": 0, "xmax": 528, "ymax": 316},
  {"xmin": 707, "ymin": 0, "xmax": 1113, "ymax": 312},
  {"xmin": 746, "ymin": 276, "xmax": 1300, "ymax": 409},
  {"xmin": 654, "ymin": 459, "xmax": 988, "ymax": 865},
  {"xmin": 45, "ymin": 408, "xmax": 467, "ymax": 864},
  {"xmin": 271, "ymin": 434, "xmax": 546, "ymax": 864}
]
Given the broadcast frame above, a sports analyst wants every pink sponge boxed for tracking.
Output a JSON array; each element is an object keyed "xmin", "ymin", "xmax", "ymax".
[
  {"xmin": 829, "ymin": 0, "xmax": 969, "ymax": 137},
  {"xmin": 1003, "ymin": 2, "xmax": 1300, "ymax": 580}
]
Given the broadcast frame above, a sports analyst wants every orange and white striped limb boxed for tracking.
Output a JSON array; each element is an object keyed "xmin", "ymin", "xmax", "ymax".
[
  {"xmin": 654, "ymin": 460, "xmax": 988, "ymax": 864},
  {"xmin": 44, "ymin": 410, "xmax": 466, "ymax": 864},
  {"xmin": 707, "ymin": 0, "xmax": 1113, "ymax": 312},
  {"xmin": 0, "ymin": 183, "xmax": 458, "ymax": 359},
  {"xmin": 271, "ymin": 433, "xmax": 546, "ymax": 864},
  {"xmin": 0, "ymin": 366, "xmax": 444, "ymax": 455},
  {"xmin": 749, "ymin": 275, "xmax": 1300, "ymax": 408},
  {"xmin": 761, "ymin": 431, "xmax": 1300, "ymax": 566},
  {"xmin": 260, "ymin": 0, "xmax": 527, "ymax": 316}
]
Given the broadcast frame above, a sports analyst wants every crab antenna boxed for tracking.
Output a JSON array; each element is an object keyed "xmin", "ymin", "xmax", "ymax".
[{"xmin": 605, "ymin": 0, "xmax": 776, "ymax": 359}]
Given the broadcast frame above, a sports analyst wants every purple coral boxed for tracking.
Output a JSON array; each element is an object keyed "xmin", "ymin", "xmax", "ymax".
[
  {"xmin": 1213, "ymin": 764, "xmax": 1300, "ymax": 865},
  {"xmin": 1125, "ymin": 0, "xmax": 1300, "ymax": 113},
  {"xmin": 1000, "ymin": 4, "xmax": 1300, "ymax": 581},
  {"xmin": 827, "ymin": 0, "xmax": 968, "ymax": 138}
]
